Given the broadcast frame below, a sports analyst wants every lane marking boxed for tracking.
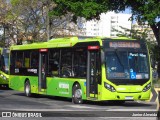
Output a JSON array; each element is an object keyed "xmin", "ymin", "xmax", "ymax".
[{"xmin": 66, "ymin": 105, "xmax": 95, "ymax": 109}]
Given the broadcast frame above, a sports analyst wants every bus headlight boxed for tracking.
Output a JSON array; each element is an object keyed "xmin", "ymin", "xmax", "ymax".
[
  {"xmin": 0, "ymin": 74, "xmax": 7, "ymax": 80},
  {"xmin": 142, "ymin": 82, "xmax": 151, "ymax": 92},
  {"xmin": 104, "ymin": 82, "xmax": 116, "ymax": 92},
  {"xmin": 3, "ymin": 76, "xmax": 7, "ymax": 80}
]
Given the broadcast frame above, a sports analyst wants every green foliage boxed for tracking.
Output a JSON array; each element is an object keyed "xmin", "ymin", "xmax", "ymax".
[
  {"xmin": 51, "ymin": 0, "xmax": 160, "ymax": 45},
  {"xmin": 52, "ymin": 0, "xmax": 159, "ymax": 23},
  {"xmin": 2, "ymin": 0, "xmax": 160, "ymax": 46},
  {"xmin": 51, "ymin": 0, "xmax": 109, "ymax": 21},
  {"xmin": 10, "ymin": 0, "xmax": 20, "ymax": 6}
]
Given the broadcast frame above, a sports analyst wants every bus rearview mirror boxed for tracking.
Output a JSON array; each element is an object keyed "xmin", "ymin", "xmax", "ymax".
[
  {"xmin": 150, "ymin": 56, "xmax": 156, "ymax": 69},
  {"xmin": 101, "ymin": 50, "xmax": 105, "ymax": 64}
]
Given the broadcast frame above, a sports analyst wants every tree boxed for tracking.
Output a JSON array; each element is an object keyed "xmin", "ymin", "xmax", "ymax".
[
  {"xmin": 0, "ymin": 0, "xmax": 11, "ymax": 47},
  {"xmin": 2, "ymin": 0, "xmax": 83, "ymax": 45},
  {"xmin": 9, "ymin": 0, "xmax": 49, "ymax": 44},
  {"xmin": 52, "ymin": 0, "xmax": 160, "ymax": 44},
  {"xmin": 51, "ymin": 0, "xmax": 160, "ymax": 76}
]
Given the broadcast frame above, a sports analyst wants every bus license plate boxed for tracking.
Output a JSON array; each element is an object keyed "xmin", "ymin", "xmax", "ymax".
[{"xmin": 125, "ymin": 96, "xmax": 133, "ymax": 100}]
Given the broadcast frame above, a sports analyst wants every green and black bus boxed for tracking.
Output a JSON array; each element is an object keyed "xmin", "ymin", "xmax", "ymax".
[
  {"xmin": 9, "ymin": 37, "xmax": 152, "ymax": 104},
  {"xmin": 0, "ymin": 48, "xmax": 9, "ymax": 88}
]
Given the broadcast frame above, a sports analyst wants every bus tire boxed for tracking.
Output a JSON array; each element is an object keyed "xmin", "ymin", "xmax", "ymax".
[
  {"xmin": 117, "ymin": 100, "xmax": 125, "ymax": 104},
  {"xmin": 108, "ymin": 100, "xmax": 125, "ymax": 104},
  {"xmin": 24, "ymin": 81, "xmax": 31, "ymax": 97},
  {"xmin": 72, "ymin": 83, "xmax": 83, "ymax": 104}
]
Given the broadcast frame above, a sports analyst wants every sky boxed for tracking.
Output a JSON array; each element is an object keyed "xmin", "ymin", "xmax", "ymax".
[
  {"xmin": 122, "ymin": 8, "xmax": 132, "ymax": 14},
  {"xmin": 120, "ymin": 8, "xmax": 136, "ymax": 23},
  {"xmin": 121, "ymin": 8, "xmax": 159, "ymax": 23}
]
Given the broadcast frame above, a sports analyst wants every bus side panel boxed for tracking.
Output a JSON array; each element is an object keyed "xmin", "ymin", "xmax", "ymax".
[
  {"xmin": 29, "ymin": 76, "xmax": 39, "ymax": 93},
  {"xmin": 9, "ymin": 75, "xmax": 38, "ymax": 93},
  {"xmin": 46, "ymin": 77, "xmax": 87, "ymax": 99},
  {"xmin": 0, "ymin": 71, "xmax": 9, "ymax": 85},
  {"xmin": 9, "ymin": 75, "xmax": 25, "ymax": 91}
]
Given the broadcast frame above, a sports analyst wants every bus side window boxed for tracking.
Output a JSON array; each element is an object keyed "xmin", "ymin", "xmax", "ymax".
[
  {"xmin": 16, "ymin": 59, "xmax": 22, "ymax": 68},
  {"xmin": 31, "ymin": 58, "xmax": 38, "ymax": 68},
  {"xmin": 15, "ymin": 52, "xmax": 23, "ymax": 68},
  {"xmin": 48, "ymin": 50, "xmax": 59, "ymax": 77},
  {"xmin": 24, "ymin": 51, "xmax": 30, "ymax": 68},
  {"xmin": 61, "ymin": 49, "xmax": 72, "ymax": 77},
  {"xmin": 31, "ymin": 51, "xmax": 39, "ymax": 68},
  {"xmin": 74, "ymin": 49, "xmax": 87, "ymax": 78}
]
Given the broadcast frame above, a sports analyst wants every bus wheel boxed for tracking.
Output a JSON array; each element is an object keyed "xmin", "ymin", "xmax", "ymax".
[
  {"xmin": 72, "ymin": 83, "xmax": 83, "ymax": 104},
  {"xmin": 108, "ymin": 100, "xmax": 125, "ymax": 105},
  {"xmin": 117, "ymin": 100, "xmax": 125, "ymax": 104},
  {"xmin": 25, "ymin": 81, "xmax": 31, "ymax": 97}
]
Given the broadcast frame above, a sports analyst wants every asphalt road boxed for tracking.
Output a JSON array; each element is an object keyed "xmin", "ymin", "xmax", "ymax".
[{"xmin": 0, "ymin": 89, "xmax": 158, "ymax": 120}]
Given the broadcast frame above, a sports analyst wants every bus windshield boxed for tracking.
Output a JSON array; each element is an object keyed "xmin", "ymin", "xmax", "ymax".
[
  {"xmin": 4, "ymin": 54, "xmax": 9, "ymax": 73},
  {"xmin": 2, "ymin": 49, "xmax": 9, "ymax": 74},
  {"xmin": 105, "ymin": 50, "xmax": 149, "ymax": 85}
]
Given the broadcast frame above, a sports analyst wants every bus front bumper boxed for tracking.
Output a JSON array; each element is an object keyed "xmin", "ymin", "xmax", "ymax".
[
  {"xmin": 101, "ymin": 90, "xmax": 151, "ymax": 101},
  {"xmin": 0, "ymin": 77, "xmax": 8, "ymax": 85}
]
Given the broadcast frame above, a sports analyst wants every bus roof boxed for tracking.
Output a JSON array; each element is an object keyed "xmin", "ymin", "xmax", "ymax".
[{"xmin": 10, "ymin": 36, "xmax": 137, "ymax": 50}]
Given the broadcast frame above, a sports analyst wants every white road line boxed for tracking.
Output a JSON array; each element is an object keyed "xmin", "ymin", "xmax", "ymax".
[
  {"xmin": 106, "ymin": 109, "xmax": 157, "ymax": 111},
  {"xmin": 65, "ymin": 105, "xmax": 111, "ymax": 109},
  {"xmin": 3, "ymin": 109, "xmax": 73, "ymax": 111},
  {"xmin": 65, "ymin": 105, "xmax": 95, "ymax": 109}
]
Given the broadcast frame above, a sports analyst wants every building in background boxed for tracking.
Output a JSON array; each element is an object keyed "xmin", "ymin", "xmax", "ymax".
[
  {"xmin": 81, "ymin": 12, "xmax": 132, "ymax": 37},
  {"xmin": 132, "ymin": 22, "xmax": 156, "ymax": 42}
]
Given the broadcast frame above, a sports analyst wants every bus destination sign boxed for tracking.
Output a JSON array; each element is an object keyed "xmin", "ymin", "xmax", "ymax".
[{"xmin": 109, "ymin": 42, "xmax": 140, "ymax": 48}]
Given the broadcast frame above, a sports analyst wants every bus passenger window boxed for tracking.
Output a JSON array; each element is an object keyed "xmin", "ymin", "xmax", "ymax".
[
  {"xmin": 15, "ymin": 51, "xmax": 24, "ymax": 68},
  {"xmin": 48, "ymin": 50, "xmax": 60, "ymax": 77},
  {"xmin": 74, "ymin": 49, "xmax": 87, "ymax": 78},
  {"xmin": 31, "ymin": 51, "xmax": 39, "ymax": 68},
  {"xmin": 16, "ymin": 59, "xmax": 22, "ymax": 68},
  {"xmin": 61, "ymin": 49, "xmax": 72, "ymax": 77},
  {"xmin": 31, "ymin": 58, "xmax": 38, "ymax": 67}
]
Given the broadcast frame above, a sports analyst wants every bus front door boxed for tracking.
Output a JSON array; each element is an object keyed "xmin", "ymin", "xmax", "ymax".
[
  {"xmin": 87, "ymin": 50, "xmax": 100, "ymax": 99},
  {"xmin": 38, "ymin": 52, "xmax": 47, "ymax": 91}
]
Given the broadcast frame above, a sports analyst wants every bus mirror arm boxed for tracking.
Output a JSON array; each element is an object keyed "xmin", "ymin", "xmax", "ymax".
[
  {"xmin": 151, "ymin": 61, "xmax": 155, "ymax": 69},
  {"xmin": 98, "ymin": 75, "xmax": 102, "ymax": 84},
  {"xmin": 150, "ymin": 56, "xmax": 156, "ymax": 69},
  {"xmin": 101, "ymin": 50, "xmax": 105, "ymax": 64}
]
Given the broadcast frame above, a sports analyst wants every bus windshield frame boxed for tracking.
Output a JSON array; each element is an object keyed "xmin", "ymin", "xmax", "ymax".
[{"xmin": 103, "ymin": 40, "xmax": 150, "ymax": 85}]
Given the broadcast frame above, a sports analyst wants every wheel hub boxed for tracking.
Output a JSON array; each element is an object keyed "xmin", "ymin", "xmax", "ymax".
[
  {"xmin": 75, "ymin": 89, "xmax": 82, "ymax": 98},
  {"xmin": 26, "ymin": 85, "xmax": 29, "ymax": 94}
]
